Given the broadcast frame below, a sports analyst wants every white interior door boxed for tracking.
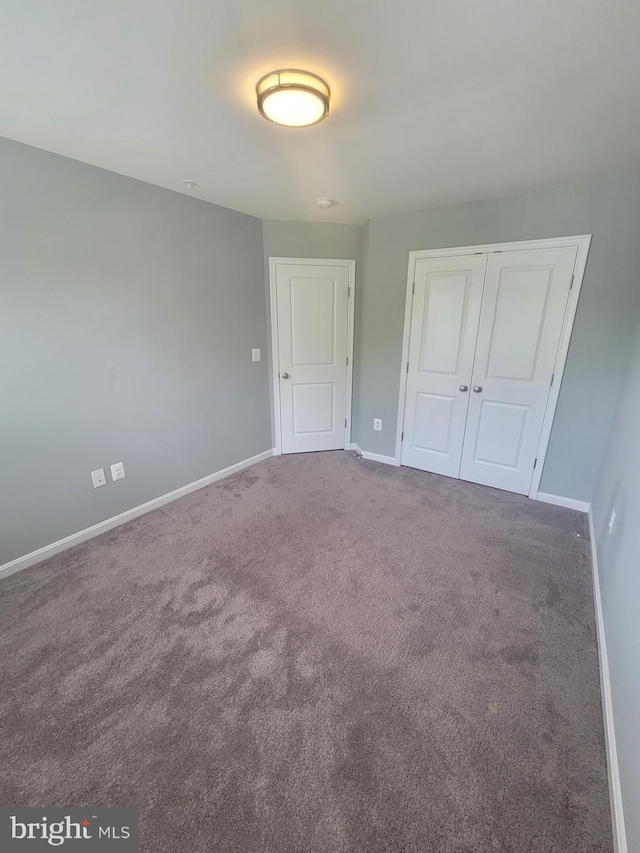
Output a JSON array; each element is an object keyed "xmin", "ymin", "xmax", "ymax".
[
  {"xmin": 275, "ymin": 262, "xmax": 351, "ymax": 454},
  {"xmin": 401, "ymin": 255, "xmax": 487, "ymax": 475},
  {"xmin": 459, "ymin": 247, "xmax": 577, "ymax": 494}
]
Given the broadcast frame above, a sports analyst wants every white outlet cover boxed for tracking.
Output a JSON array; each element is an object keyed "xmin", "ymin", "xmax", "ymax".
[
  {"xmin": 252, "ymin": 348, "xmax": 261, "ymax": 362},
  {"xmin": 91, "ymin": 468, "xmax": 106, "ymax": 488},
  {"xmin": 373, "ymin": 418, "xmax": 383, "ymax": 431},
  {"xmin": 111, "ymin": 462, "xmax": 126, "ymax": 481}
]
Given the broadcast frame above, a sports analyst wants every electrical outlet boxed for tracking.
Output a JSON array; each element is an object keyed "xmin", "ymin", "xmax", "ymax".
[
  {"xmin": 111, "ymin": 462, "xmax": 126, "ymax": 482},
  {"xmin": 252, "ymin": 348, "xmax": 261, "ymax": 362},
  {"xmin": 91, "ymin": 468, "xmax": 106, "ymax": 488},
  {"xmin": 373, "ymin": 418, "xmax": 383, "ymax": 431},
  {"xmin": 608, "ymin": 508, "xmax": 616, "ymax": 534}
]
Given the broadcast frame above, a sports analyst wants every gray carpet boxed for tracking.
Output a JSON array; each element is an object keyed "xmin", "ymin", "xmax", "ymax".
[{"xmin": 0, "ymin": 451, "xmax": 611, "ymax": 852}]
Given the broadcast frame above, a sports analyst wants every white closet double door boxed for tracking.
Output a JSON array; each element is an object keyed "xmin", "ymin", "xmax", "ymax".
[{"xmin": 400, "ymin": 247, "xmax": 577, "ymax": 495}]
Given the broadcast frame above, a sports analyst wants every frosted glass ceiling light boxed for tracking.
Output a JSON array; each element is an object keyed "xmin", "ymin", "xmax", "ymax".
[{"xmin": 256, "ymin": 69, "xmax": 330, "ymax": 127}]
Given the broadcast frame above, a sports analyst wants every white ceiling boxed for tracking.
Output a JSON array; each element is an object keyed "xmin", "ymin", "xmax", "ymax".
[{"xmin": 2, "ymin": 0, "xmax": 640, "ymax": 224}]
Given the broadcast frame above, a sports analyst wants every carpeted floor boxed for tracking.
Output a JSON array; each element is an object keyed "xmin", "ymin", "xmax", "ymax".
[{"xmin": 0, "ymin": 451, "xmax": 611, "ymax": 852}]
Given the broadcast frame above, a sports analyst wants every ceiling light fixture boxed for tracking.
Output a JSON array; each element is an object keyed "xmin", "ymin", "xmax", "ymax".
[
  {"xmin": 316, "ymin": 197, "xmax": 335, "ymax": 209},
  {"xmin": 256, "ymin": 69, "xmax": 330, "ymax": 128}
]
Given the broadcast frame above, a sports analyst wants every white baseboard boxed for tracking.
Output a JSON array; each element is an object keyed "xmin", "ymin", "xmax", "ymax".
[
  {"xmin": 588, "ymin": 508, "xmax": 628, "ymax": 853},
  {"xmin": 0, "ymin": 449, "xmax": 274, "ymax": 582},
  {"xmin": 536, "ymin": 491, "xmax": 590, "ymax": 513},
  {"xmin": 350, "ymin": 443, "xmax": 400, "ymax": 467}
]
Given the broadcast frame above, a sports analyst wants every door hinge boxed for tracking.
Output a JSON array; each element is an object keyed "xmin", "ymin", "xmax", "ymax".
[
  {"xmin": 569, "ymin": 274, "xmax": 574, "ymax": 290},
  {"xmin": 345, "ymin": 419, "xmax": 348, "ymax": 428},
  {"xmin": 406, "ymin": 361, "xmax": 410, "ymax": 373},
  {"xmin": 401, "ymin": 432, "xmax": 404, "ymax": 441},
  {"xmin": 412, "ymin": 281, "xmax": 415, "ymax": 295},
  {"xmin": 346, "ymin": 356, "xmax": 349, "ymax": 366},
  {"xmin": 348, "ymin": 286, "xmax": 351, "ymax": 297},
  {"xmin": 533, "ymin": 458, "xmax": 538, "ymax": 469},
  {"xmin": 550, "ymin": 372, "xmax": 555, "ymax": 386}
]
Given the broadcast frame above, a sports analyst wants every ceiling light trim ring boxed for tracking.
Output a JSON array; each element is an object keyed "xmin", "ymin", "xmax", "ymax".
[{"xmin": 256, "ymin": 69, "xmax": 330, "ymax": 128}]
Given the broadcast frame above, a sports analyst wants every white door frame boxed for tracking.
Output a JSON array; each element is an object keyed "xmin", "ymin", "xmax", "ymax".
[
  {"xmin": 394, "ymin": 235, "xmax": 592, "ymax": 499},
  {"xmin": 269, "ymin": 257, "xmax": 356, "ymax": 456}
]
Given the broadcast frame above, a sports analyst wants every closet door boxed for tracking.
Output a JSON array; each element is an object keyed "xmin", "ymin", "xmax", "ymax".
[
  {"xmin": 459, "ymin": 247, "xmax": 577, "ymax": 494},
  {"xmin": 401, "ymin": 255, "xmax": 486, "ymax": 476}
]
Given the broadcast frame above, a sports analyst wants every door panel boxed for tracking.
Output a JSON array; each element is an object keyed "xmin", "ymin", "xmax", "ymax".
[
  {"xmin": 485, "ymin": 267, "xmax": 553, "ymax": 380},
  {"xmin": 276, "ymin": 263, "xmax": 350, "ymax": 453},
  {"xmin": 472, "ymin": 401, "xmax": 528, "ymax": 467},
  {"xmin": 413, "ymin": 393, "xmax": 455, "ymax": 454},
  {"xmin": 291, "ymin": 278, "xmax": 335, "ymax": 365},
  {"xmin": 292, "ymin": 383, "xmax": 335, "ymax": 434},
  {"xmin": 418, "ymin": 276, "xmax": 468, "ymax": 373},
  {"xmin": 401, "ymin": 255, "xmax": 487, "ymax": 476},
  {"xmin": 459, "ymin": 248, "xmax": 576, "ymax": 494}
]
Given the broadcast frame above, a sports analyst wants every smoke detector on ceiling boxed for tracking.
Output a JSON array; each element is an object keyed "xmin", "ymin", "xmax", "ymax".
[
  {"xmin": 316, "ymin": 197, "xmax": 335, "ymax": 209},
  {"xmin": 183, "ymin": 180, "xmax": 196, "ymax": 189}
]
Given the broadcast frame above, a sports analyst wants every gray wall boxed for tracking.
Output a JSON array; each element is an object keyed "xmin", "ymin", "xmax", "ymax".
[
  {"xmin": 0, "ymin": 137, "xmax": 270, "ymax": 565},
  {"xmin": 355, "ymin": 173, "xmax": 640, "ymax": 501},
  {"xmin": 592, "ymin": 318, "xmax": 640, "ymax": 851},
  {"xmin": 262, "ymin": 220, "xmax": 364, "ymax": 268},
  {"xmin": 261, "ymin": 220, "xmax": 364, "ymax": 447}
]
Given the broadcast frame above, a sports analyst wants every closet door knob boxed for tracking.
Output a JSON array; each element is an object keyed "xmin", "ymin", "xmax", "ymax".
[
  {"xmin": 473, "ymin": 385, "xmax": 483, "ymax": 393},
  {"xmin": 281, "ymin": 372, "xmax": 290, "ymax": 379},
  {"xmin": 459, "ymin": 385, "xmax": 468, "ymax": 392}
]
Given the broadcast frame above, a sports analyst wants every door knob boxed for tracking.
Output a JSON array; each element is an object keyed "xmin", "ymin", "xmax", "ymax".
[
  {"xmin": 459, "ymin": 384, "xmax": 468, "ymax": 392},
  {"xmin": 473, "ymin": 385, "xmax": 483, "ymax": 393},
  {"xmin": 281, "ymin": 372, "xmax": 290, "ymax": 379}
]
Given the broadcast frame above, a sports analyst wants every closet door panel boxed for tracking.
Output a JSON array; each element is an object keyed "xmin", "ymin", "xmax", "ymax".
[
  {"xmin": 459, "ymin": 247, "xmax": 577, "ymax": 494},
  {"xmin": 401, "ymin": 255, "xmax": 486, "ymax": 476}
]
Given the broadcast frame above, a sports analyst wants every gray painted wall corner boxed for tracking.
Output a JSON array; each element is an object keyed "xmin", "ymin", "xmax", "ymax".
[
  {"xmin": 591, "ymin": 317, "xmax": 640, "ymax": 853},
  {"xmin": 0, "ymin": 136, "xmax": 271, "ymax": 564}
]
